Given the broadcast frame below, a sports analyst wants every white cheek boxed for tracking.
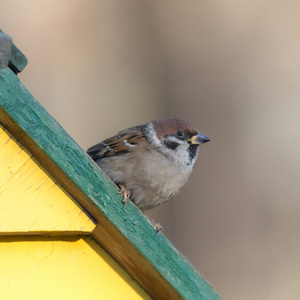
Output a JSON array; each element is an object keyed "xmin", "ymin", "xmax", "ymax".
[{"xmin": 176, "ymin": 146, "xmax": 192, "ymax": 165}]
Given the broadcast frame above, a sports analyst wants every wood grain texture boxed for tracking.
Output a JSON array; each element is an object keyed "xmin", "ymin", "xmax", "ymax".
[
  {"xmin": 0, "ymin": 67, "xmax": 221, "ymax": 300},
  {"xmin": 0, "ymin": 124, "xmax": 96, "ymax": 235}
]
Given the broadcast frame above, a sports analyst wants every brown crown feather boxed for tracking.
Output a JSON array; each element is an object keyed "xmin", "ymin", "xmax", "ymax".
[{"xmin": 151, "ymin": 118, "xmax": 198, "ymax": 140}]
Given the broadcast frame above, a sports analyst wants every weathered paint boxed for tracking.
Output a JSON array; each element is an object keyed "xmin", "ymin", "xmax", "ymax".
[
  {"xmin": 0, "ymin": 236, "xmax": 150, "ymax": 300},
  {"xmin": 0, "ymin": 124, "xmax": 96, "ymax": 234}
]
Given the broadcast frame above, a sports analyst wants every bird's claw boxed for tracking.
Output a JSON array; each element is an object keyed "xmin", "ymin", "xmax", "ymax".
[
  {"xmin": 154, "ymin": 223, "xmax": 162, "ymax": 235},
  {"xmin": 118, "ymin": 184, "xmax": 130, "ymax": 208}
]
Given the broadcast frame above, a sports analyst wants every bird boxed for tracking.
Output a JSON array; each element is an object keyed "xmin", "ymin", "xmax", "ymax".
[{"xmin": 87, "ymin": 118, "xmax": 210, "ymax": 213}]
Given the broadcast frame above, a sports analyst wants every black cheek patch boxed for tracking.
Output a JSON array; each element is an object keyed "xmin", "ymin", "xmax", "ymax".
[{"xmin": 164, "ymin": 140, "xmax": 180, "ymax": 150}]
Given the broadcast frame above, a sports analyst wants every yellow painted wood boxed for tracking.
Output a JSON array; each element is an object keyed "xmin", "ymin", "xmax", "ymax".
[
  {"xmin": 0, "ymin": 124, "xmax": 95, "ymax": 234},
  {"xmin": 0, "ymin": 236, "xmax": 150, "ymax": 300}
]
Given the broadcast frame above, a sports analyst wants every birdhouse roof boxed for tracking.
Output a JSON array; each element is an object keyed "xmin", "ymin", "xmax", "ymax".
[{"xmin": 0, "ymin": 30, "xmax": 220, "ymax": 300}]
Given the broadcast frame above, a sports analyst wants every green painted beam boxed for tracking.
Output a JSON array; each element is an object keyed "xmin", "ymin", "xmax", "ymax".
[
  {"xmin": 0, "ymin": 67, "xmax": 221, "ymax": 300},
  {"xmin": 0, "ymin": 29, "xmax": 28, "ymax": 73},
  {"xmin": 0, "ymin": 30, "xmax": 12, "ymax": 69},
  {"xmin": 9, "ymin": 42, "xmax": 28, "ymax": 73}
]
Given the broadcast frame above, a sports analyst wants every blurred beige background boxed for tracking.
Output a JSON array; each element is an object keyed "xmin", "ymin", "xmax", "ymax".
[{"xmin": 2, "ymin": 1, "xmax": 300, "ymax": 299}]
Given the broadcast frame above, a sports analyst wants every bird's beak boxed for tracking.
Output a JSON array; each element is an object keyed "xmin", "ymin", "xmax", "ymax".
[{"xmin": 189, "ymin": 133, "xmax": 210, "ymax": 145}]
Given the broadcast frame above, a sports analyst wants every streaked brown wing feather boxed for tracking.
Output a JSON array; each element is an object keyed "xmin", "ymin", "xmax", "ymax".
[{"xmin": 87, "ymin": 125, "xmax": 146, "ymax": 161}]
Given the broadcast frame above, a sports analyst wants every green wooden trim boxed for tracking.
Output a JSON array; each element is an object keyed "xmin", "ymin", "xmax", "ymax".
[
  {"xmin": 0, "ymin": 67, "xmax": 221, "ymax": 300},
  {"xmin": 0, "ymin": 31, "xmax": 12, "ymax": 69},
  {"xmin": 9, "ymin": 43, "xmax": 28, "ymax": 74},
  {"xmin": 0, "ymin": 30, "xmax": 28, "ymax": 73}
]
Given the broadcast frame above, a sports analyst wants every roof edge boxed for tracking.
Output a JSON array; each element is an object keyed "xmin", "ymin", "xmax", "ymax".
[{"xmin": 0, "ymin": 66, "xmax": 221, "ymax": 300}]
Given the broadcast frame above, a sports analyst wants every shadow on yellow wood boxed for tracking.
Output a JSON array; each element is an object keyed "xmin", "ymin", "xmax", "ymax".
[
  {"xmin": 0, "ymin": 124, "xmax": 96, "ymax": 234},
  {"xmin": 0, "ymin": 236, "xmax": 150, "ymax": 299}
]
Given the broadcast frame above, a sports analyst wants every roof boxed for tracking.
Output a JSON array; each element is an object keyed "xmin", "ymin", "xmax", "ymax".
[{"xmin": 0, "ymin": 30, "xmax": 221, "ymax": 300}]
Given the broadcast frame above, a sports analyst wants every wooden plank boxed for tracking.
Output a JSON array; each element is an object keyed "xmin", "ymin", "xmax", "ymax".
[
  {"xmin": 0, "ymin": 236, "xmax": 150, "ymax": 299},
  {"xmin": 0, "ymin": 31, "xmax": 12, "ymax": 69},
  {"xmin": 0, "ymin": 67, "xmax": 221, "ymax": 300},
  {"xmin": 0, "ymin": 29, "xmax": 28, "ymax": 73},
  {"xmin": 9, "ymin": 43, "xmax": 28, "ymax": 74},
  {"xmin": 0, "ymin": 124, "xmax": 96, "ymax": 235}
]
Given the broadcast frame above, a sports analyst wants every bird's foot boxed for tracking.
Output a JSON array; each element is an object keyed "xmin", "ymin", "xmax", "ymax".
[
  {"xmin": 154, "ymin": 222, "xmax": 162, "ymax": 235},
  {"xmin": 118, "ymin": 184, "xmax": 130, "ymax": 208},
  {"xmin": 147, "ymin": 217, "xmax": 162, "ymax": 234}
]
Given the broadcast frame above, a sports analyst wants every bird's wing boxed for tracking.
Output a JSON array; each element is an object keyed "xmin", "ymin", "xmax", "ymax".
[{"xmin": 86, "ymin": 125, "xmax": 147, "ymax": 161}]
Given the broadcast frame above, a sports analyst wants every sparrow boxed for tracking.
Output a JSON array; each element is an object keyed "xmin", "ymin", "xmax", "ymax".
[{"xmin": 87, "ymin": 118, "xmax": 210, "ymax": 212}]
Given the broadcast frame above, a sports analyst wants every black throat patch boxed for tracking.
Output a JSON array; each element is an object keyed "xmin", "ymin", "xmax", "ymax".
[{"xmin": 188, "ymin": 144, "xmax": 198, "ymax": 161}]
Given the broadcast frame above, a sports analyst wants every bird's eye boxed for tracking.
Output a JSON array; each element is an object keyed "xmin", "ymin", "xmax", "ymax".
[{"xmin": 176, "ymin": 131, "xmax": 184, "ymax": 138}]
